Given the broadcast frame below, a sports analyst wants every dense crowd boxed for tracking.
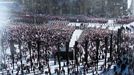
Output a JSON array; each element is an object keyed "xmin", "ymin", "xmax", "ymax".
[
  {"xmin": 0, "ymin": 20, "xmax": 134, "ymax": 75},
  {"xmin": 0, "ymin": 22, "xmax": 75, "ymax": 74},
  {"xmin": 15, "ymin": 14, "xmax": 134, "ymax": 25},
  {"xmin": 79, "ymin": 28, "xmax": 113, "ymax": 42},
  {"xmin": 77, "ymin": 27, "xmax": 134, "ymax": 75},
  {"xmin": 116, "ymin": 17, "xmax": 134, "ymax": 24}
]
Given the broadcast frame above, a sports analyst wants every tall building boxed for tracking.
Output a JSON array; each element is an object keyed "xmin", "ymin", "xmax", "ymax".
[
  {"xmin": 106, "ymin": 0, "xmax": 128, "ymax": 18},
  {"xmin": 130, "ymin": 0, "xmax": 134, "ymax": 16},
  {"xmin": 89, "ymin": 0, "xmax": 106, "ymax": 17},
  {"xmin": 14, "ymin": 0, "xmax": 128, "ymax": 17}
]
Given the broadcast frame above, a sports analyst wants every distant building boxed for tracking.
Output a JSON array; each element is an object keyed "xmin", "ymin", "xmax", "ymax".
[
  {"xmin": 130, "ymin": 0, "xmax": 134, "ymax": 16},
  {"xmin": 106, "ymin": 0, "xmax": 128, "ymax": 18},
  {"xmin": 9, "ymin": 0, "xmax": 128, "ymax": 18}
]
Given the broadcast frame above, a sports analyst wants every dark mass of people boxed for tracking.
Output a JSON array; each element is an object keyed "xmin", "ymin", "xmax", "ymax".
[{"xmin": 0, "ymin": 18, "xmax": 134, "ymax": 75}]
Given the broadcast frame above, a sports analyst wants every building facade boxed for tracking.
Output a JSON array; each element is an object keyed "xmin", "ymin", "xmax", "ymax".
[{"xmin": 16, "ymin": 0, "xmax": 128, "ymax": 18}]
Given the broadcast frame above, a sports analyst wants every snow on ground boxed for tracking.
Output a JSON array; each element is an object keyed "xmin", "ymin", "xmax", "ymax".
[
  {"xmin": 69, "ymin": 29, "xmax": 83, "ymax": 47},
  {"xmin": 128, "ymin": 21, "xmax": 134, "ymax": 26},
  {"xmin": 108, "ymin": 25, "xmax": 121, "ymax": 31},
  {"xmin": 68, "ymin": 22, "xmax": 81, "ymax": 27},
  {"xmin": 87, "ymin": 23, "xmax": 127, "ymax": 31},
  {"xmin": 107, "ymin": 20, "xmax": 114, "ymax": 24},
  {"xmin": 69, "ymin": 21, "xmax": 134, "ymax": 32},
  {"xmin": 88, "ymin": 23, "xmax": 102, "ymax": 28}
]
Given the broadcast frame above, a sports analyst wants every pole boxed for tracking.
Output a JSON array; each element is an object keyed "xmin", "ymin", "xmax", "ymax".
[
  {"xmin": 117, "ymin": 29, "xmax": 121, "ymax": 58},
  {"xmin": 66, "ymin": 41, "xmax": 69, "ymax": 74},
  {"xmin": 9, "ymin": 39, "xmax": 15, "ymax": 70},
  {"xmin": 104, "ymin": 37, "xmax": 108, "ymax": 70},
  {"xmin": 85, "ymin": 40, "xmax": 88, "ymax": 66},
  {"xmin": 18, "ymin": 39, "xmax": 23, "ymax": 75},
  {"xmin": 1, "ymin": 38, "xmax": 6, "ymax": 74},
  {"xmin": 110, "ymin": 34, "xmax": 113, "ymax": 61},
  {"xmin": 57, "ymin": 42, "xmax": 61, "ymax": 74},
  {"xmin": 84, "ymin": 39, "xmax": 88, "ymax": 75},
  {"xmin": 74, "ymin": 41, "xmax": 78, "ymax": 74},
  {"xmin": 28, "ymin": 41, "xmax": 32, "ymax": 70},
  {"xmin": 37, "ymin": 39, "xmax": 41, "ymax": 66},
  {"xmin": 96, "ymin": 38, "xmax": 100, "ymax": 75}
]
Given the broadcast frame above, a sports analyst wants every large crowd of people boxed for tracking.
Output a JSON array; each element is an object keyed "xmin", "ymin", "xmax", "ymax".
[
  {"xmin": 116, "ymin": 17, "xmax": 134, "ymax": 24},
  {"xmin": 77, "ymin": 27, "xmax": 134, "ymax": 74},
  {"xmin": 0, "ymin": 18, "xmax": 134, "ymax": 75},
  {"xmin": 0, "ymin": 21, "xmax": 75, "ymax": 74}
]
